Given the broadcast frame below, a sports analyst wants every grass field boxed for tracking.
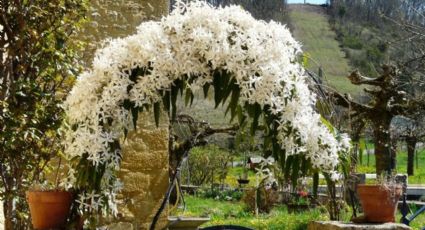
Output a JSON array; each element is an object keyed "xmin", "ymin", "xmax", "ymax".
[
  {"xmin": 173, "ymin": 196, "xmax": 328, "ymax": 230},
  {"xmin": 357, "ymin": 149, "xmax": 425, "ymax": 184},
  {"xmin": 173, "ymin": 195, "xmax": 425, "ymax": 230},
  {"xmin": 288, "ymin": 5, "xmax": 363, "ymax": 96}
]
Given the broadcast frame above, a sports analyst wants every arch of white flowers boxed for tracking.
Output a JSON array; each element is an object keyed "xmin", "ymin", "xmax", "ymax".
[{"xmin": 64, "ymin": 1, "xmax": 350, "ymax": 215}]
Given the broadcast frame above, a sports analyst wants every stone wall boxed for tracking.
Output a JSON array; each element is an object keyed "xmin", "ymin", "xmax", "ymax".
[
  {"xmin": 83, "ymin": 1, "xmax": 171, "ymax": 229},
  {"xmin": 81, "ymin": 0, "xmax": 170, "ymax": 63},
  {"xmin": 111, "ymin": 111, "xmax": 170, "ymax": 229}
]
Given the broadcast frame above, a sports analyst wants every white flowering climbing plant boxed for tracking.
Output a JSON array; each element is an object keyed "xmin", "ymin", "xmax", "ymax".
[{"xmin": 64, "ymin": 1, "xmax": 351, "ymax": 217}]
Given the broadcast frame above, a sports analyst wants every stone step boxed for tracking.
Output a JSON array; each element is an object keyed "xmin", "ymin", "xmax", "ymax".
[{"xmin": 308, "ymin": 221, "xmax": 411, "ymax": 230}]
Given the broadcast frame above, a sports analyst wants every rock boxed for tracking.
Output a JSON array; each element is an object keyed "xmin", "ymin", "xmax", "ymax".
[{"xmin": 308, "ymin": 221, "xmax": 412, "ymax": 230}]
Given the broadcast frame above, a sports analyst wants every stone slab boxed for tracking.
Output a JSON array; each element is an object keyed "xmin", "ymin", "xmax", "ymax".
[
  {"xmin": 168, "ymin": 217, "xmax": 210, "ymax": 230},
  {"xmin": 308, "ymin": 221, "xmax": 412, "ymax": 230}
]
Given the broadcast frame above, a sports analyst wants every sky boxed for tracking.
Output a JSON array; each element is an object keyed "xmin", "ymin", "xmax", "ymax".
[{"xmin": 287, "ymin": 0, "xmax": 327, "ymax": 4}]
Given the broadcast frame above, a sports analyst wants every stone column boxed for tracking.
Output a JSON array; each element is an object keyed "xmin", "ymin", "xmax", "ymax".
[
  {"xmin": 80, "ymin": 1, "xmax": 171, "ymax": 229},
  {"xmin": 111, "ymin": 111, "xmax": 169, "ymax": 229}
]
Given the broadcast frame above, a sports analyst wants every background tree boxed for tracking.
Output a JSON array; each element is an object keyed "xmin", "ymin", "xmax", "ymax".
[
  {"xmin": 392, "ymin": 115, "xmax": 425, "ymax": 176},
  {"xmin": 329, "ymin": 65, "xmax": 425, "ymax": 174},
  {"xmin": 0, "ymin": 1, "xmax": 87, "ymax": 229},
  {"xmin": 327, "ymin": 0, "xmax": 425, "ymax": 175}
]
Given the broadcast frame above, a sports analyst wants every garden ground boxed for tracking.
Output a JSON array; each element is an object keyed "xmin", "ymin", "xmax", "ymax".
[
  {"xmin": 357, "ymin": 149, "xmax": 425, "ymax": 184},
  {"xmin": 173, "ymin": 195, "xmax": 425, "ymax": 230}
]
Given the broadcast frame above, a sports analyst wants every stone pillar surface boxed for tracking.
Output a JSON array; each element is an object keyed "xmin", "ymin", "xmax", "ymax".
[
  {"xmin": 114, "ymin": 111, "xmax": 170, "ymax": 229},
  {"xmin": 80, "ymin": 1, "xmax": 170, "ymax": 229}
]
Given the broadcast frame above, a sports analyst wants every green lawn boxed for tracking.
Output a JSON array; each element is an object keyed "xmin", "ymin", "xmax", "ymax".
[
  {"xmin": 173, "ymin": 196, "xmax": 425, "ymax": 229},
  {"xmin": 173, "ymin": 196, "xmax": 328, "ymax": 230},
  {"xmin": 288, "ymin": 5, "xmax": 362, "ymax": 96},
  {"xmin": 357, "ymin": 149, "xmax": 425, "ymax": 184}
]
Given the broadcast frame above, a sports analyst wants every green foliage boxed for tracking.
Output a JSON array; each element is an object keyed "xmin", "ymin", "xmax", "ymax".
[
  {"xmin": 357, "ymin": 148, "xmax": 425, "ymax": 184},
  {"xmin": 242, "ymin": 188, "xmax": 279, "ymax": 214},
  {"xmin": 174, "ymin": 195, "xmax": 328, "ymax": 230},
  {"xmin": 197, "ymin": 188, "xmax": 244, "ymax": 202},
  {"xmin": 0, "ymin": 0, "xmax": 87, "ymax": 228},
  {"xmin": 366, "ymin": 46, "xmax": 384, "ymax": 63},
  {"xmin": 182, "ymin": 145, "xmax": 233, "ymax": 186},
  {"xmin": 288, "ymin": 8, "xmax": 360, "ymax": 96},
  {"xmin": 342, "ymin": 36, "xmax": 363, "ymax": 50}
]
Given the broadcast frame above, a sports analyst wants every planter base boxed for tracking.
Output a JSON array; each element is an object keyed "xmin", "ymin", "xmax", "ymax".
[
  {"xmin": 168, "ymin": 216, "xmax": 210, "ymax": 230},
  {"xmin": 308, "ymin": 221, "xmax": 411, "ymax": 230},
  {"xmin": 26, "ymin": 191, "xmax": 72, "ymax": 230}
]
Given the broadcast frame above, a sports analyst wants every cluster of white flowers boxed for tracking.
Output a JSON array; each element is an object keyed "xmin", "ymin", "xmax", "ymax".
[{"xmin": 64, "ymin": 1, "xmax": 350, "ymax": 214}]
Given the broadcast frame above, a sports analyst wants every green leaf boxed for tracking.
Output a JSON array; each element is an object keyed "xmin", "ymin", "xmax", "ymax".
[
  {"xmin": 359, "ymin": 138, "xmax": 365, "ymax": 164},
  {"xmin": 284, "ymin": 155, "xmax": 293, "ymax": 182},
  {"xmin": 203, "ymin": 83, "xmax": 210, "ymax": 98},
  {"xmin": 131, "ymin": 106, "xmax": 138, "ymax": 129},
  {"xmin": 320, "ymin": 116, "xmax": 335, "ymax": 134},
  {"xmin": 225, "ymin": 85, "xmax": 240, "ymax": 122},
  {"xmin": 300, "ymin": 156, "xmax": 311, "ymax": 176},
  {"xmin": 291, "ymin": 155, "xmax": 301, "ymax": 190},
  {"xmin": 213, "ymin": 71, "xmax": 223, "ymax": 108},
  {"xmin": 123, "ymin": 128, "xmax": 128, "ymax": 140},
  {"xmin": 316, "ymin": 100, "xmax": 331, "ymax": 116},
  {"xmin": 246, "ymin": 103, "xmax": 261, "ymax": 135},
  {"xmin": 171, "ymin": 83, "xmax": 179, "ymax": 120},
  {"xmin": 220, "ymin": 74, "xmax": 234, "ymax": 106},
  {"xmin": 236, "ymin": 105, "xmax": 246, "ymax": 127},
  {"xmin": 162, "ymin": 91, "xmax": 170, "ymax": 113},
  {"xmin": 302, "ymin": 53, "xmax": 310, "ymax": 68},
  {"xmin": 153, "ymin": 102, "xmax": 161, "ymax": 127},
  {"xmin": 185, "ymin": 89, "xmax": 193, "ymax": 107},
  {"xmin": 312, "ymin": 172, "xmax": 319, "ymax": 198}
]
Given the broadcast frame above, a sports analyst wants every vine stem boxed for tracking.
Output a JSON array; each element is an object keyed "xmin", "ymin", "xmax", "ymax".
[{"xmin": 150, "ymin": 148, "xmax": 190, "ymax": 230}]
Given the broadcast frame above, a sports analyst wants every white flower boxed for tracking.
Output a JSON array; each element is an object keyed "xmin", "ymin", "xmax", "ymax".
[
  {"xmin": 64, "ymin": 1, "xmax": 350, "ymax": 215},
  {"xmin": 330, "ymin": 171, "xmax": 343, "ymax": 181}
]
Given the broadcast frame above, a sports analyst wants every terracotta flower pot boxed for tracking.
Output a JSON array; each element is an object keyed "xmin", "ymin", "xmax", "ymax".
[
  {"xmin": 357, "ymin": 184, "xmax": 402, "ymax": 223},
  {"xmin": 26, "ymin": 190, "xmax": 72, "ymax": 229}
]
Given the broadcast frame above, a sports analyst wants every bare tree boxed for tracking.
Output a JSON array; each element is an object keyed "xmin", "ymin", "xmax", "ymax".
[{"xmin": 329, "ymin": 65, "xmax": 425, "ymax": 174}]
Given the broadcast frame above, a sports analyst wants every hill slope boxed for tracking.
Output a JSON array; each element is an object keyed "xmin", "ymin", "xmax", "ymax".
[{"xmin": 288, "ymin": 4, "xmax": 361, "ymax": 96}]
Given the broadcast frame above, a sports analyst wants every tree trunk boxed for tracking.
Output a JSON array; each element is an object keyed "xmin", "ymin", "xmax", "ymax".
[
  {"xmin": 3, "ymin": 198, "xmax": 13, "ymax": 230},
  {"xmin": 372, "ymin": 118, "xmax": 395, "ymax": 175},
  {"xmin": 351, "ymin": 142, "xmax": 358, "ymax": 167},
  {"xmin": 406, "ymin": 136, "xmax": 417, "ymax": 176}
]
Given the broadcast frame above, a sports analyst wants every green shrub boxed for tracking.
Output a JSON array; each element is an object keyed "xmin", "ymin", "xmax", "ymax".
[
  {"xmin": 242, "ymin": 187, "xmax": 279, "ymax": 214},
  {"xmin": 366, "ymin": 46, "xmax": 384, "ymax": 62},
  {"xmin": 342, "ymin": 36, "xmax": 363, "ymax": 49},
  {"xmin": 198, "ymin": 187, "xmax": 244, "ymax": 201},
  {"xmin": 182, "ymin": 145, "xmax": 233, "ymax": 186}
]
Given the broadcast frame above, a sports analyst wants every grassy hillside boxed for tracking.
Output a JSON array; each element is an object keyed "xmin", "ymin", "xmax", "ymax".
[{"xmin": 288, "ymin": 4, "xmax": 362, "ymax": 96}]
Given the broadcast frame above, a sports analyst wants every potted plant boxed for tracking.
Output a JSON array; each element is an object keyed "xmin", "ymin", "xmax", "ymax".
[
  {"xmin": 356, "ymin": 174, "xmax": 403, "ymax": 223},
  {"xmin": 237, "ymin": 170, "xmax": 250, "ymax": 186},
  {"xmin": 26, "ymin": 158, "xmax": 73, "ymax": 229}
]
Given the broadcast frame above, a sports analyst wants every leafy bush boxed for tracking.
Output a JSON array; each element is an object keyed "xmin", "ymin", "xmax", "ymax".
[
  {"xmin": 197, "ymin": 187, "xmax": 244, "ymax": 201},
  {"xmin": 182, "ymin": 145, "xmax": 232, "ymax": 186},
  {"xmin": 0, "ymin": 1, "xmax": 87, "ymax": 228},
  {"xmin": 366, "ymin": 46, "xmax": 384, "ymax": 63},
  {"xmin": 242, "ymin": 187, "xmax": 278, "ymax": 214},
  {"xmin": 342, "ymin": 36, "xmax": 363, "ymax": 49}
]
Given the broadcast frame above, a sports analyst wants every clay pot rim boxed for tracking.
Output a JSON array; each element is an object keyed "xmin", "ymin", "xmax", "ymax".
[
  {"xmin": 357, "ymin": 184, "xmax": 402, "ymax": 188},
  {"xmin": 26, "ymin": 189, "xmax": 70, "ymax": 193}
]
